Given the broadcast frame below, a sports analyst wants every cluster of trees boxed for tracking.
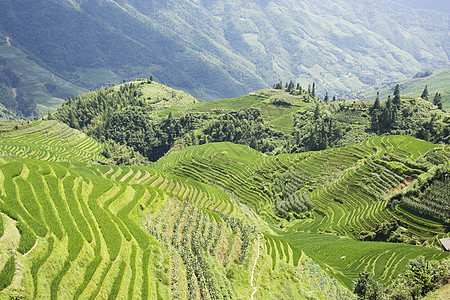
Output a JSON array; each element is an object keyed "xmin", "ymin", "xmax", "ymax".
[
  {"xmin": 420, "ymin": 85, "xmax": 442, "ymax": 109},
  {"xmin": 273, "ymin": 80, "xmax": 337, "ymax": 103},
  {"xmin": 54, "ymin": 81, "xmax": 198, "ymax": 162},
  {"xmin": 369, "ymin": 85, "xmax": 403, "ymax": 133},
  {"xmin": 370, "ymin": 85, "xmax": 449, "ymax": 144},
  {"xmin": 353, "ymin": 257, "xmax": 449, "ymax": 299},
  {"xmin": 197, "ymin": 108, "xmax": 287, "ymax": 154},
  {"xmin": 420, "ymin": 84, "xmax": 445, "ymax": 111},
  {"xmin": 292, "ymin": 104, "xmax": 351, "ymax": 152},
  {"xmin": 272, "ymin": 170, "xmax": 313, "ymax": 218},
  {"xmin": 273, "ymin": 80, "xmax": 320, "ymax": 99},
  {"xmin": 98, "ymin": 107, "xmax": 287, "ymax": 162},
  {"xmin": 54, "ymin": 82, "xmax": 146, "ymax": 129},
  {"xmin": 392, "ymin": 166, "xmax": 450, "ymax": 222},
  {"xmin": 359, "ymin": 220, "xmax": 424, "ymax": 245},
  {"xmin": 55, "ymin": 86, "xmax": 290, "ymax": 163}
]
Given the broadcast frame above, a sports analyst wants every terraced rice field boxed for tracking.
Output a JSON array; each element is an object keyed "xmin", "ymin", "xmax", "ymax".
[
  {"xmin": 155, "ymin": 136, "xmax": 446, "ymax": 238},
  {"xmin": 151, "ymin": 136, "xmax": 450, "ymax": 287},
  {"xmin": 0, "ymin": 159, "xmax": 170, "ymax": 298},
  {"xmin": 0, "ymin": 120, "xmax": 105, "ymax": 163},
  {"xmin": 280, "ymin": 231, "xmax": 448, "ymax": 287},
  {"xmin": 90, "ymin": 165, "xmax": 236, "ymax": 215},
  {"xmin": 1, "ymin": 120, "xmax": 449, "ymax": 297}
]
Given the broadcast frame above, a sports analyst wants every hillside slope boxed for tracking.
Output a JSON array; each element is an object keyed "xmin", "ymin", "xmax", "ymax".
[
  {"xmin": 361, "ymin": 67, "xmax": 450, "ymax": 109},
  {"xmin": 0, "ymin": 35, "xmax": 85, "ymax": 117},
  {"xmin": 54, "ymin": 80, "xmax": 450, "ymax": 165},
  {"xmin": 0, "ymin": 0, "xmax": 448, "ymax": 101},
  {"xmin": 0, "ymin": 118, "xmax": 344, "ymax": 299},
  {"xmin": 153, "ymin": 138, "xmax": 450, "ymax": 287},
  {"xmin": 0, "ymin": 118, "xmax": 448, "ymax": 298}
]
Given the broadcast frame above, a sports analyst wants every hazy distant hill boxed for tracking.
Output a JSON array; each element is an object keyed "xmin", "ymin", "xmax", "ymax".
[
  {"xmin": 390, "ymin": 0, "xmax": 450, "ymax": 12},
  {"xmin": 0, "ymin": 0, "xmax": 448, "ymax": 103}
]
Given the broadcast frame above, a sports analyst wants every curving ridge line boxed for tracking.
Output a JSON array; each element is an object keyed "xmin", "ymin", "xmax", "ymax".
[{"xmin": 251, "ymin": 234, "xmax": 260, "ymax": 300}]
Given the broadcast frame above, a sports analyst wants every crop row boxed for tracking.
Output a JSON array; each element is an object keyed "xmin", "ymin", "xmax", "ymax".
[
  {"xmin": 0, "ymin": 120, "xmax": 104, "ymax": 163},
  {"xmin": 93, "ymin": 164, "xmax": 235, "ymax": 215},
  {"xmin": 148, "ymin": 199, "xmax": 257, "ymax": 299},
  {"xmin": 0, "ymin": 159, "xmax": 169, "ymax": 299}
]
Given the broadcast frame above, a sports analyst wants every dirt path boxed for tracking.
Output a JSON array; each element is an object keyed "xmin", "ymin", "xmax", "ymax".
[
  {"xmin": 386, "ymin": 177, "xmax": 413, "ymax": 198},
  {"xmin": 251, "ymin": 234, "xmax": 260, "ymax": 300},
  {"xmin": 12, "ymin": 88, "xmax": 17, "ymax": 99}
]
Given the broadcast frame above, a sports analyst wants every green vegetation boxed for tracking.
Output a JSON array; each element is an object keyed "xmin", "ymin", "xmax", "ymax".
[
  {"xmin": 0, "ymin": 256, "xmax": 15, "ymax": 292},
  {"xmin": 0, "ymin": 57, "xmax": 37, "ymax": 117},
  {"xmin": 354, "ymin": 257, "xmax": 450, "ymax": 299},
  {"xmin": 2, "ymin": 81, "xmax": 450, "ymax": 298},
  {"xmin": 0, "ymin": 42, "xmax": 84, "ymax": 117},
  {"xmin": 363, "ymin": 67, "xmax": 450, "ymax": 109},
  {"xmin": 53, "ymin": 81, "xmax": 449, "ymax": 166},
  {"xmin": 0, "ymin": 119, "xmax": 347, "ymax": 298}
]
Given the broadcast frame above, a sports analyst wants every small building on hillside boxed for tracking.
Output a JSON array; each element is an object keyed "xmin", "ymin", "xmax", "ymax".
[{"xmin": 439, "ymin": 238, "xmax": 450, "ymax": 251}]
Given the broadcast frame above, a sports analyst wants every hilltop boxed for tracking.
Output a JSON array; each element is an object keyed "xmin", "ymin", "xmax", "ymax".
[
  {"xmin": 0, "ymin": 0, "xmax": 449, "ymax": 103},
  {"xmin": 52, "ymin": 80, "xmax": 449, "ymax": 164}
]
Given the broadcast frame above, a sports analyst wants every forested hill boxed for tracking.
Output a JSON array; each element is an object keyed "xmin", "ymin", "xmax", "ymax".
[
  {"xmin": 0, "ymin": 0, "xmax": 449, "ymax": 102},
  {"xmin": 53, "ymin": 79, "xmax": 449, "ymax": 165}
]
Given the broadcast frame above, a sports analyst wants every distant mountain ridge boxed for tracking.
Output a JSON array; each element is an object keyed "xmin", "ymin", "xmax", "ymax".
[{"xmin": 0, "ymin": 0, "xmax": 448, "ymax": 104}]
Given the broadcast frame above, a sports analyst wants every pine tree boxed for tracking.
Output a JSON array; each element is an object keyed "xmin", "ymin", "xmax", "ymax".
[
  {"xmin": 332, "ymin": 96, "xmax": 336, "ymax": 102},
  {"xmin": 287, "ymin": 81, "xmax": 295, "ymax": 92},
  {"xmin": 433, "ymin": 92, "xmax": 443, "ymax": 110},
  {"xmin": 324, "ymin": 92, "xmax": 329, "ymax": 102},
  {"xmin": 274, "ymin": 81, "xmax": 283, "ymax": 89},
  {"xmin": 312, "ymin": 82, "xmax": 316, "ymax": 98},
  {"xmin": 314, "ymin": 104, "xmax": 320, "ymax": 120},
  {"xmin": 421, "ymin": 85, "xmax": 429, "ymax": 100},
  {"xmin": 386, "ymin": 95, "xmax": 392, "ymax": 109},
  {"xmin": 393, "ymin": 84, "xmax": 401, "ymax": 105},
  {"xmin": 373, "ymin": 91, "xmax": 381, "ymax": 109}
]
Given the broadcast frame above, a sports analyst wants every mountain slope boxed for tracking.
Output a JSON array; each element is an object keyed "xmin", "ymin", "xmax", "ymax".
[
  {"xmin": 0, "ymin": 0, "xmax": 448, "ymax": 102},
  {"xmin": 0, "ymin": 33, "xmax": 85, "ymax": 117}
]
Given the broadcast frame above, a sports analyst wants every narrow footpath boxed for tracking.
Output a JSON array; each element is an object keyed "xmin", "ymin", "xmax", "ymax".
[{"xmin": 251, "ymin": 234, "xmax": 260, "ymax": 300}]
